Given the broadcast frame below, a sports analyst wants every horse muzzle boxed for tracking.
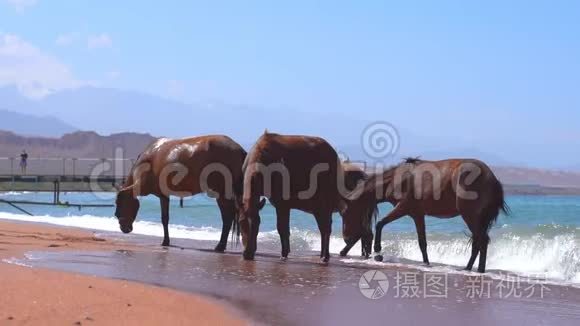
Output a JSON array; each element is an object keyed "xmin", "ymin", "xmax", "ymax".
[{"xmin": 120, "ymin": 225, "xmax": 133, "ymax": 234}]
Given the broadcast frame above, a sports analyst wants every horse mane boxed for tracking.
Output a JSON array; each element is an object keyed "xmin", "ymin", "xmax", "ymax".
[
  {"xmin": 345, "ymin": 157, "xmax": 423, "ymax": 203},
  {"xmin": 403, "ymin": 156, "xmax": 422, "ymax": 164}
]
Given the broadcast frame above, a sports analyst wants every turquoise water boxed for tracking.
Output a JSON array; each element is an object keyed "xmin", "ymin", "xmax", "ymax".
[
  {"xmin": 2, "ymin": 191, "xmax": 579, "ymax": 233},
  {"xmin": 1, "ymin": 191, "xmax": 580, "ymax": 283}
]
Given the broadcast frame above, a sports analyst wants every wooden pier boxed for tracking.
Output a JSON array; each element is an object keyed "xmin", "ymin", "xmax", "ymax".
[
  {"xmin": 0, "ymin": 175, "xmax": 125, "ymax": 192},
  {"xmin": 0, "ymin": 156, "xmax": 133, "ymax": 214},
  {"xmin": 0, "ymin": 175, "xmax": 124, "ymax": 215}
]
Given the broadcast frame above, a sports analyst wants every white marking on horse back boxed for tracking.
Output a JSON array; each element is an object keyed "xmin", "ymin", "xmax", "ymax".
[
  {"xmin": 151, "ymin": 138, "xmax": 171, "ymax": 151},
  {"xmin": 167, "ymin": 143, "xmax": 198, "ymax": 162}
]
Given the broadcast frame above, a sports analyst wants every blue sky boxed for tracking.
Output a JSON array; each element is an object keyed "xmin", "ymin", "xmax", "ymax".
[{"xmin": 1, "ymin": 1, "xmax": 580, "ymax": 166}]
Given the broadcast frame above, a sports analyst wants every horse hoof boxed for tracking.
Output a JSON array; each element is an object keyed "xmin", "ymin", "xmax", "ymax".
[
  {"xmin": 214, "ymin": 245, "xmax": 226, "ymax": 253},
  {"xmin": 374, "ymin": 255, "xmax": 384, "ymax": 262},
  {"xmin": 320, "ymin": 257, "xmax": 330, "ymax": 264},
  {"xmin": 280, "ymin": 256, "xmax": 288, "ymax": 261},
  {"xmin": 362, "ymin": 254, "xmax": 370, "ymax": 260},
  {"xmin": 339, "ymin": 250, "xmax": 347, "ymax": 257},
  {"xmin": 161, "ymin": 241, "xmax": 170, "ymax": 247},
  {"xmin": 243, "ymin": 251, "xmax": 255, "ymax": 261}
]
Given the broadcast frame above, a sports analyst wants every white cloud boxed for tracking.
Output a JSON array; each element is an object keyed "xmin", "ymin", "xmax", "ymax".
[
  {"xmin": 0, "ymin": 33, "xmax": 83, "ymax": 98},
  {"xmin": 4, "ymin": 0, "xmax": 37, "ymax": 12},
  {"xmin": 55, "ymin": 33, "xmax": 78, "ymax": 47},
  {"xmin": 87, "ymin": 33, "xmax": 112, "ymax": 50}
]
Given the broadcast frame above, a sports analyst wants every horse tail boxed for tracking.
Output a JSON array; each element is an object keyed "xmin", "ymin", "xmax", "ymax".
[
  {"xmin": 481, "ymin": 177, "xmax": 510, "ymax": 237},
  {"xmin": 231, "ymin": 207, "xmax": 240, "ymax": 247},
  {"xmin": 362, "ymin": 193, "xmax": 378, "ymax": 233},
  {"xmin": 230, "ymin": 173, "xmax": 244, "ymax": 247}
]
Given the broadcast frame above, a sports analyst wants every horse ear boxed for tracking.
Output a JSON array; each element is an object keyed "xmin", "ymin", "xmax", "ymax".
[
  {"xmin": 258, "ymin": 198, "xmax": 267, "ymax": 210},
  {"xmin": 337, "ymin": 199, "xmax": 348, "ymax": 215}
]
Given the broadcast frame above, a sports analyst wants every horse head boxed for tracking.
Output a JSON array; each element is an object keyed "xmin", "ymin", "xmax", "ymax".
[{"xmin": 115, "ymin": 182, "xmax": 141, "ymax": 234}]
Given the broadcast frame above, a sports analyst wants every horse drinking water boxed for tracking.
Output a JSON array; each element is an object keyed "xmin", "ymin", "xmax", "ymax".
[
  {"xmin": 237, "ymin": 131, "xmax": 374, "ymax": 263},
  {"xmin": 340, "ymin": 158, "xmax": 508, "ymax": 273},
  {"xmin": 115, "ymin": 135, "xmax": 246, "ymax": 251}
]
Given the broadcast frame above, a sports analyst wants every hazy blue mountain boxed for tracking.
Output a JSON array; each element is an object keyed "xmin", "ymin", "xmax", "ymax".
[
  {"xmin": 0, "ymin": 109, "xmax": 77, "ymax": 137},
  {"xmin": 2, "ymin": 86, "xmax": 431, "ymax": 149},
  {"xmin": 566, "ymin": 164, "xmax": 580, "ymax": 172},
  {"xmin": 0, "ymin": 86, "xmax": 519, "ymax": 165}
]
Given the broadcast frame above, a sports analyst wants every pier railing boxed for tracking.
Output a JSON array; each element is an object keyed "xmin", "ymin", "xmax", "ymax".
[{"xmin": 0, "ymin": 157, "xmax": 135, "ymax": 178}]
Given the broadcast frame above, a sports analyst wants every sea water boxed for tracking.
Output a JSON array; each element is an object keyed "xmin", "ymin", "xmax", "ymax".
[{"xmin": 1, "ymin": 191, "xmax": 579, "ymax": 284}]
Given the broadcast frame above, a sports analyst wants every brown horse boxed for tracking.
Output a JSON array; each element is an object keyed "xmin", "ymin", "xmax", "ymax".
[
  {"xmin": 237, "ymin": 132, "xmax": 374, "ymax": 263},
  {"xmin": 340, "ymin": 158, "xmax": 508, "ymax": 273},
  {"xmin": 115, "ymin": 135, "xmax": 246, "ymax": 251}
]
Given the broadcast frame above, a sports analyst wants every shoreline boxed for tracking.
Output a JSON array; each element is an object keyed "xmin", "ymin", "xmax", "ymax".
[
  {"xmin": 5, "ymin": 220, "xmax": 580, "ymax": 326},
  {"xmin": 3, "ymin": 218, "xmax": 580, "ymax": 325},
  {"xmin": 0, "ymin": 220, "xmax": 248, "ymax": 325},
  {"xmin": 2, "ymin": 209, "xmax": 580, "ymax": 288}
]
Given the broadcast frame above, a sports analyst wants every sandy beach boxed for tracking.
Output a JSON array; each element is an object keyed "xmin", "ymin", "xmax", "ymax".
[
  {"xmin": 0, "ymin": 220, "xmax": 246, "ymax": 325},
  {"xmin": 2, "ymin": 218, "xmax": 580, "ymax": 326}
]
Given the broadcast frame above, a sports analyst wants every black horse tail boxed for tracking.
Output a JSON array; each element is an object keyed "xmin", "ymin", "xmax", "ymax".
[
  {"xmin": 481, "ymin": 178, "xmax": 510, "ymax": 237},
  {"xmin": 361, "ymin": 193, "xmax": 378, "ymax": 233}
]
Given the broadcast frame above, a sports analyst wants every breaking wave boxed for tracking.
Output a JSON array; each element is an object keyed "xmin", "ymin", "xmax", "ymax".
[{"xmin": 1, "ymin": 211, "xmax": 579, "ymax": 284}]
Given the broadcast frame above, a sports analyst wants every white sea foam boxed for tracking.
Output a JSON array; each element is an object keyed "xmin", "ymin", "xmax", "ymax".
[
  {"xmin": 1, "ymin": 211, "xmax": 579, "ymax": 285},
  {"xmin": 340, "ymin": 231, "xmax": 580, "ymax": 287},
  {"xmin": 0, "ymin": 191, "xmax": 32, "ymax": 197},
  {"xmin": 2, "ymin": 257, "xmax": 32, "ymax": 267},
  {"xmin": 0, "ymin": 211, "xmax": 223, "ymax": 241}
]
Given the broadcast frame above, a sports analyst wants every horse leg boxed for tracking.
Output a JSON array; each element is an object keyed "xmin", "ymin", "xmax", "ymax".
[
  {"xmin": 465, "ymin": 239, "xmax": 479, "ymax": 271},
  {"xmin": 461, "ymin": 215, "xmax": 479, "ymax": 271},
  {"xmin": 315, "ymin": 212, "xmax": 332, "ymax": 263},
  {"xmin": 412, "ymin": 214, "xmax": 429, "ymax": 265},
  {"xmin": 276, "ymin": 206, "xmax": 291, "ymax": 260},
  {"xmin": 374, "ymin": 203, "xmax": 407, "ymax": 253},
  {"xmin": 215, "ymin": 198, "xmax": 235, "ymax": 252},
  {"xmin": 339, "ymin": 236, "xmax": 360, "ymax": 257},
  {"xmin": 160, "ymin": 195, "xmax": 170, "ymax": 247},
  {"xmin": 477, "ymin": 233, "xmax": 490, "ymax": 273}
]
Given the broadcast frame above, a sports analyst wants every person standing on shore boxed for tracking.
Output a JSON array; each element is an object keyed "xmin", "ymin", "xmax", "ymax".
[{"xmin": 19, "ymin": 150, "xmax": 28, "ymax": 175}]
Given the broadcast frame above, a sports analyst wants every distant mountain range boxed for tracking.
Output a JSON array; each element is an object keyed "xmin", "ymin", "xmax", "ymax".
[
  {"xmin": 493, "ymin": 166, "xmax": 580, "ymax": 189},
  {"xmin": 1, "ymin": 85, "xmax": 371, "ymax": 145},
  {"xmin": 0, "ymin": 129, "xmax": 579, "ymax": 191},
  {"xmin": 0, "ymin": 109, "xmax": 77, "ymax": 137},
  {"xmin": 0, "ymin": 85, "xmax": 578, "ymax": 170},
  {"xmin": 0, "ymin": 130, "xmax": 155, "ymax": 158}
]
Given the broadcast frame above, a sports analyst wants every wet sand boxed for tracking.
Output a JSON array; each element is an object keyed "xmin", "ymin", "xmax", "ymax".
[
  {"xmin": 12, "ymin": 232, "xmax": 580, "ymax": 326},
  {"xmin": 0, "ymin": 220, "xmax": 246, "ymax": 325}
]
